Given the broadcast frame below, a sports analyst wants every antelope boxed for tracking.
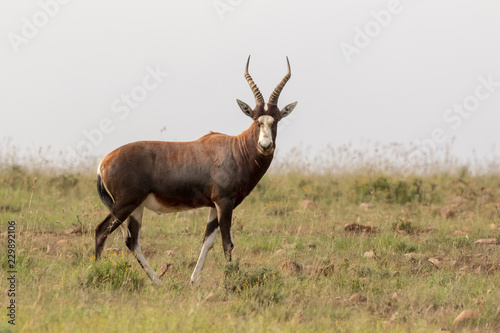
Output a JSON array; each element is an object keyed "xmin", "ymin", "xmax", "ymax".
[{"xmin": 95, "ymin": 56, "xmax": 297, "ymax": 284}]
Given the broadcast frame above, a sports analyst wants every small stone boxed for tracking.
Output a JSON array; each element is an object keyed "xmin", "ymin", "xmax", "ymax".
[
  {"xmin": 307, "ymin": 242, "xmax": 316, "ymax": 249},
  {"xmin": 344, "ymin": 223, "xmax": 379, "ymax": 234},
  {"xmin": 440, "ymin": 206, "xmax": 455, "ymax": 219},
  {"xmin": 46, "ymin": 243, "xmax": 58, "ymax": 254},
  {"xmin": 452, "ymin": 310, "xmax": 479, "ymax": 326},
  {"xmin": 273, "ymin": 249, "xmax": 286, "ymax": 256},
  {"xmin": 143, "ymin": 248, "xmax": 156, "ymax": 257},
  {"xmin": 359, "ymin": 203, "xmax": 372, "ymax": 211},
  {"xmin": 404, "ymin": 252, "xmax": 419, "ymax": 260},
  {"xmin": 279, "ymin": 261, "xmax": 302, "ymax": 275},
  {"xmin": 64, "ymin": 225, "xmax": 83, "ymax": 235},
  {"xmin": 106, "ymin": 248, "xmax": 124, "ymax": 256},
  {"xmin": 475, "ymin": 238, "xmax": 497, "ymax": 245},
  {"xmin": 348, "ymin": 293, "xmax": 367, "ymax": 303},
  {"xmin": 428, "ymin": 257, "xmax": 443, "ymax": 268},
  {"xmin": 317, "ymin": 263, "xmax": 334, "ymax": 277},
  {"xmin": 300, "ymin": 200, "xmax": 317, "ymax": 211},
  {"xmin": 158, "ymin": 263, "xmax": 175, "ymax": 278},
  {"xmin": 363, "ymin": 250, "xmax": 376, "ymax": 259}
]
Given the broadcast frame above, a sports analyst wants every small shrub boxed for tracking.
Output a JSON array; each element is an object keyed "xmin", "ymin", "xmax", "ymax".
[
  {"xmin": 85, "ymin": 253, "xmax": 144, "ymax": 291},
  {"xmin": 355, "ymin": 176, "xmax": 435, "ymax": 205},
  {"xmin": 224, "ymin": 260, "xmax": 284, "ymax": 305},
  {"xmin": 392, "ymin": 220, "xmax": 419, "ymax": 234}
]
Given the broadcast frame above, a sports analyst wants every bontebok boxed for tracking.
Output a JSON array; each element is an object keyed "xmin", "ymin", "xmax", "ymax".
[{"xmin": 95, "ymin": 56, "xmax": 298, "ymax": 283}]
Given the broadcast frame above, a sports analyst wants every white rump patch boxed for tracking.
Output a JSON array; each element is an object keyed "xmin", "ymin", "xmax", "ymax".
[{"xmin": 97, "ymin": 159, "xmax": 115, "ymax": 204}]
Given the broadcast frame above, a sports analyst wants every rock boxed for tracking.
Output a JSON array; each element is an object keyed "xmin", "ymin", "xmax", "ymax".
[
  {"xmin": 300, "ymin": 200, "xmax": 317, "ymax": 211},
  {"xmin": 307, "ymin": 242, "xmax": 316, "ymax": 249},
  {"xmin": 158, "ymin": 263, "xmax": 175, "ymax": 278},
  {"xmin": 317, "ymin": 263, "xmax": 334, "ymax": 277},
  {"xmin": 46, "ymin": 243, "xmax": 58, "ymax": 254},
  {"xmin": 304, "ymin": 265, "xmax": 318, "ymax": 274},
  {"xmin": 348, "ymin": 293, "xmax": 367, "ymax": 303},
  {"xmin": 452, "ymin": 310, "xmax": 479, "ymax": 326},
  {"xmin": 344, "ymin": 223, "xmax": 379, "ymax": 234},
  {"xmin": 64, "ymin": 225, "xmax": 83, "ymax": 235},
  {"xmin": 143, "ymin": 248, "xmax": 156, "ymax": 257},
  {"xmin": 165, "ymin": 250, "xmax": 175, "ymax": 257},
  {"xmin": 363, "ymin": 250, "xmax": 376, "ymax": 258},
  {"xmin": 404, "ymin": 252, "xmax": 419, "ymax": 261},
  {"xmin": 428, "ymin": 257, "xmax": 443, "ymax": 268},
  {"xmin": 279, "ymin": 261, "xmax": 302, "ymax": 275},
  {"xmin": 273, "ymin": 249, "xmax": 286, "ymax": 257},
  {"xmin": 475, "ymin": 238, "xmax": 497, "ymax": 245},
  {"xmin": 106, "ymin": 248, "xmax": 124, "ymax": 256},
  {"xmin": 440, "ymin": 206, "xmax": 456, "ymax": 219},
  {"xmin": 359, "ymin": 203, "xmax": 372, "ymax": 211},
  {"xmin": 440, "ymin": 206, "xmax": 455, "ymax": 219},
  {"xmin": 308, "ymin": 263, "xmax": 335, "ymax": 277}
]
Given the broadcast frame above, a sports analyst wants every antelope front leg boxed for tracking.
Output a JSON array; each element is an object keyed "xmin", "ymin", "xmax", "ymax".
[
  {"xmin": 190, "ymin": 207, "xmax": 219, "ymax": 283},
  {"xmin": 217, "ymin": 200, "xmax": 234, "ymax": 262}
]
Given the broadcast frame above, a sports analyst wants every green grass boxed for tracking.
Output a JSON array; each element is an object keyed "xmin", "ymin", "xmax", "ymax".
[{"xmin": 0, "ymin": 164, "xmax": 499, "ymax": 332}]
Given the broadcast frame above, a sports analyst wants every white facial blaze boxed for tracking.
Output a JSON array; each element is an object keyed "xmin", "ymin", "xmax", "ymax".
[{"xmin": 258, "ymin": 115, "xmax": 274, "ymax": 151}]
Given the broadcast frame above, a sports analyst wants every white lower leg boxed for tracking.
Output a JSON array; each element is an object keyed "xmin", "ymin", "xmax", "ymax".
[
  {"xmin": 190, "ymin": 229, "xmax": 218, "ymax": 283},
  {"xmin": 134, "ymin": 247, "xmax": 160, "ymax": 283}
]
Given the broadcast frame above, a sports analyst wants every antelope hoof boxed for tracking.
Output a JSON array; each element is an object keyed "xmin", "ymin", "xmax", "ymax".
[
  {"xmin": 152, "ymin": 278, "xmax": 163, "ymax": 286},
  {"xmin": 190, "ymin": 273, "xmax": 201, "ymax": 285}
]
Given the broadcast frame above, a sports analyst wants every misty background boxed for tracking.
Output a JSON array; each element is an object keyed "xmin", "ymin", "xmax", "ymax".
[{"xmin": 1, "ymin": 0, "xmax": 499, "ymax": 171}]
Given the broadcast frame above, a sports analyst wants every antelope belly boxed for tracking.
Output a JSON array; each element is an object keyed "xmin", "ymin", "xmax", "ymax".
[{"xmin": 143, "ymin": 193, "xmax": 192, "ymax": 214}]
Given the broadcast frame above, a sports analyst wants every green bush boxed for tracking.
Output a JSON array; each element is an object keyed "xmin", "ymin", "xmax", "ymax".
[{"xmin": 85, "ymin": 253, "xmax": 144, "ymax": 291}]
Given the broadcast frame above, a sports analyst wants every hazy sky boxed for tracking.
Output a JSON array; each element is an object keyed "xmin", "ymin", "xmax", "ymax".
[{"xmin": 1, "ymin": 1, "xmax": 499, "ymax": 169}]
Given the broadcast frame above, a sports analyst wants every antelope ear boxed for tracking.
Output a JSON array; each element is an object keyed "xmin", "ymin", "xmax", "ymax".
[
  {"xmin": 280, "ymin": 101, "xmax": 297, "ymax": 119},
  {"xmin": 236, "ymin": 99, "xmax": 254, "ymax": 118}
]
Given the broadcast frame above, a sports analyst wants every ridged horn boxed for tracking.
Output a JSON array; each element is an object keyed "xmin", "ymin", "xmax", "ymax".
[
  {"xmin": 268, "ymin": 57, "xmax": 291, "ymax": 105},
  {"xmin": 244, "ymin": 55, "xmax": 264, "ymax": 105}
]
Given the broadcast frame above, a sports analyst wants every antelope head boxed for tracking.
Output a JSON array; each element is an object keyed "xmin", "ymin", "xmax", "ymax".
[{"xmin": 236, "ymin": 56, "xmax": 298, "ymax": 156}]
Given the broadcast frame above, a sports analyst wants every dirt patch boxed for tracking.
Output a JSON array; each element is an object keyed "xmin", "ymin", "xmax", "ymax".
[{"xmin": 344, "ymin": 223, "xmax": 379, "ymax": 234}]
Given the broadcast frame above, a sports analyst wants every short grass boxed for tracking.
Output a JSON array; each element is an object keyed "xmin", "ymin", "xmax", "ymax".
[{"xmin": 0, "ymin": 165, "xmax": 499, "ymax": 332}]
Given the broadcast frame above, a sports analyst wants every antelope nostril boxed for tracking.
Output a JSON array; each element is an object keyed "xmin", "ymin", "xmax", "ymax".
[{"xmin": 260, "ymin": 142, "xmax": 272, "ymax": 150}]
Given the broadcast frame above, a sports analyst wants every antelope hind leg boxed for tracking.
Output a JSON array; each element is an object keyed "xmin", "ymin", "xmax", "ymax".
[{"xmin": 126, "ymin": 207, "xmax": 161, "ymax": 284}]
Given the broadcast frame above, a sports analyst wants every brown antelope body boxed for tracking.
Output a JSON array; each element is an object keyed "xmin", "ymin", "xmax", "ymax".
[{"xmin": 95, "ymin": 56, "xmax": 297, "ymax": 283}]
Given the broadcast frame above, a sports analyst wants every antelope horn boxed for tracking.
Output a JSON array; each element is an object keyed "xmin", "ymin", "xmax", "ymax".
[
  {"xmin": 268, "ymin": 57, "xmax": 291, "ymax": 105},
  {"xmin": 244, "ymin": 55, "xmax": 264, "ymax": 105}
]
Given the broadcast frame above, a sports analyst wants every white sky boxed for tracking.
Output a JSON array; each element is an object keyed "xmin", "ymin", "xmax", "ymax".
[{"xmin": 1, "ymin": 0, "xmax": 499, "ymax": 169}]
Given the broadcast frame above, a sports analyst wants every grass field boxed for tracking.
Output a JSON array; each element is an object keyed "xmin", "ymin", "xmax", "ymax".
[{"xmin": 1, "ymin": 159, "xmax": 499, "ymax": 332}]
